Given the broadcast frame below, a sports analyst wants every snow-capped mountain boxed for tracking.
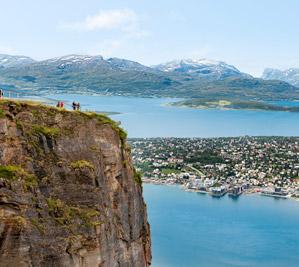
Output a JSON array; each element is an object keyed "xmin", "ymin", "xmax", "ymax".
[
  {"xmin": 153, "ymin": 58, "xmax": 250, "ymax": 79},
  {"xmin": 0, "ymin": 54, "xmax": 35, "ymax": 68},
  {"xmin": 43, "ymin": 54, "xmax": 102, "ymax": 65},
  {"xmin": 262, "ymin": 68, "xmax": 299, "ymax": 87},
  {"xmin": 107, "ymin": 57, "xmax": 154, "ymax": 72},
  {"xmin": 16, "ymin": 54, "xmax": 154, "ymax": 73},
  {"xmin": 42, "ymin": 55, "xmax": 155, "ymax": 72},
  {"xmin": 35, "ymin": 54, "xmax": 110, "ymax": 71},
  {"xmin": 0, "ymin": 54, "xmax": 250, "ymax": 80}
]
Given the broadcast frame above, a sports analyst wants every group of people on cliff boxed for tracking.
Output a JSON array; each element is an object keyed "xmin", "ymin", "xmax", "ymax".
[
  {"xmin": 56, "ymin": 101, "xmax": 65, "ymax": 108},
  {"xmin": 56, "ymin": 101, "xmax": 81, "ymax": 111},
  {"xmin": 0, "ymin": 89, "xmax": 83, "ymax": 112}
]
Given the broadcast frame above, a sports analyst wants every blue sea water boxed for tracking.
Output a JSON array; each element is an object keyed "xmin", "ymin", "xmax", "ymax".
[
  {"xmin": 143, "ymin": 184, "xmax": 299, "ymax": 267},
  {"xmin": 40, "ymin": 94, "xmax": 299, "ymax": 138}
]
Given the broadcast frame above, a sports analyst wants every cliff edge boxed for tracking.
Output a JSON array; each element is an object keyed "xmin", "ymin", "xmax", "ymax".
[{"xmin": 0, "ymin": 100, "xmax": 151, "ymax": 267}]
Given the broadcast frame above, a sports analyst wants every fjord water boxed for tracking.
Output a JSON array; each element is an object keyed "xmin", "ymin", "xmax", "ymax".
[
  {"xmin": 44, "ymin": 94, "xmax": 299, "ymax": 137},
  {"xmin": 143, "ymin": 184, "xmax": 299, "ymax": 267}
]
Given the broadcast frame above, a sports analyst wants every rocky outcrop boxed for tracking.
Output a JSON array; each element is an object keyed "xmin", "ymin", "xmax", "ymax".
[{"xmin": 0, "ymin": 100, "xmax": 151, "ymax": 267}]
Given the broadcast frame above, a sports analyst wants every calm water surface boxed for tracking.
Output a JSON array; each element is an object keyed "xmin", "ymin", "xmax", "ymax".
[
  {"xmin": 36, "ymin": 94, "xmax": 299, "ymax": 137},
  {"xmin": 143, "ymin": 184, "xmax": 299, "ymax": 267}
]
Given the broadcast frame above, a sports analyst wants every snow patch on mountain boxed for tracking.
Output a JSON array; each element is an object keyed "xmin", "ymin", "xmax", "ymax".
[
  {"xmin": 152, "ymin": 58, "xmax": 248, "ymax": 79},
  {"xmin": 0, "ymin": 54, "xmax": 35, "ymax": 68},
  {"xmin": 262, "ymin": 68, "xmax": 299, "ymax": 87}
]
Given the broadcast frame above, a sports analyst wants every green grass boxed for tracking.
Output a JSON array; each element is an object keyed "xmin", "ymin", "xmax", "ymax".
[
  {"xmin": 207, "ymin": 100, "xmax": 231, "ymax": 106},
  {"xmin": 70, "ymin": 160, "xmax": 94, "ymax": 170},
  {"xmin": 0, "ymin": 109, "xmax": 6, "ymax": 118},
  {"xmin": 10, "ymin": 216, "xmax": 27, "ymax": 230},
  {"xmin": 30, "ymin": 218, "xmax": 45, "ymax": 235},
  {"xmin": 24, "ymin": 173, "xmax": 38, "ymax": 190},
  {"xmin": 46, "ymin": 198, "xmax": 73, "ymax": 225},
  {"xmin": 0, "ymin": 165, "xmax": 38, "ymax": 190},
  {"xmin": 0, "ymin": 165, "xmax": 26, "ymax": 180},
  {"xmin": 133, "ymin": 168, "xmax": 142, "ymax": 185},
  {"xmin": 32, "ymin": 125, "xmax": 60, "ymax": 138},
  {"xmin": 72, "ymin": 207, "xmax": 101, "ymax": 228},
  {"xmin": 161, "ymin": 168, "xmax": 180, "ymax": 175},
  {"xmin": 46, "ymin": 197, "xmax": 100, "ymax": 228}
]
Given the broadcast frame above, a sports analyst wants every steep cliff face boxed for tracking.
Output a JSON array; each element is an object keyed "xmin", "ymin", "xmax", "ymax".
[{"xmin": 0, "ymin": 100, "xmax": 151, "ymax": 267}]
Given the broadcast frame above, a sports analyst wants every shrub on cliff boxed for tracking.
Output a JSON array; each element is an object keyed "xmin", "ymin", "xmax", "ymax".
[{"xmin": 70, "ymin": 160, "xmax": 95, "ymax": 170}]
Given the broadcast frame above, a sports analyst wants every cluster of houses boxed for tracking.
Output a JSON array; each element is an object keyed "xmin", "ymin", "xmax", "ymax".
[{"xmin": 129, "ymin": 137, "xmax": 299, "ymax": 200}]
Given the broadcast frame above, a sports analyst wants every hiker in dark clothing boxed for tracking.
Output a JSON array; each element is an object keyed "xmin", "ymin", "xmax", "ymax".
[
  {"xmin": 0, "ymin": 89, "xmax": 3, "ymax": 99},
  {"xmin": 72, "ymin": 101, "xmax": 81, "ymax": 111},
  {"xmin": 56, "ymin": 101, "xmax": 61, "ymax": 108}
]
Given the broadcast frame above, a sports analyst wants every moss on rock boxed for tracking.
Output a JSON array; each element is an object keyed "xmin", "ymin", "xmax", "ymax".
[
  {"xmin": 32, "ymin": 125, "xmax": 60, "ymax": 138},
  {"xmin": 70, "ymin": 160, "xmax": 95, "ymax": 170},
  {"xmin": 133, "ymin": 168, "xmax": 143, "ymax": 186}
]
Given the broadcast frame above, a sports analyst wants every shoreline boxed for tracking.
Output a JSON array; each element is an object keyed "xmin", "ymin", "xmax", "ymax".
[{"xmin": 142, "ymin": 179, "xmax": 299, "ymax": 202}]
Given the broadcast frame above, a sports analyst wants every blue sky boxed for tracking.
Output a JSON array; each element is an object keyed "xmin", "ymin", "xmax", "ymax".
[{"xmin": 0, "ymin": 0, "xmax": 298, "ymax": 76}]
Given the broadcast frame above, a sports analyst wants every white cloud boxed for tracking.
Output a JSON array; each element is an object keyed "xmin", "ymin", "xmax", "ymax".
[{"xmin": 61, "ymin": 9, "xmax": 147, "ymax": 37}]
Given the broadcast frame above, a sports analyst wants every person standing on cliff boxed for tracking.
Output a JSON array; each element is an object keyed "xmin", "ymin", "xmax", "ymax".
[
  {"xmin": 72, "ymin": 101, "xmax": 77, "ymax": 110},
  {"xmin": 0, "ymin": 89, "xmax": 3, "ymax": 99}
]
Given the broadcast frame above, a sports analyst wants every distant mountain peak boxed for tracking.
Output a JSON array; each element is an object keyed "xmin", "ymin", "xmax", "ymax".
[
  {"xmin": 107, "ymin": 57, "xmax": 154, "ymax": 72},
  {"xmin": 262, "ymin": 67, "xmax": 299, "ymax": 87},
  {"xmin": 152, "ymin": 58, "xmax": 249, "ymax": 79},
  {"xmin": 0, "ymin": 54, "xmax": 35, "ymax": 68},
  {"xmin": 170, "ymin": 58, "xmax": 226, "ymax": 66},
  {"xmin": 43, "ymin": 54, "xmax": 104, "ymax": 63}
]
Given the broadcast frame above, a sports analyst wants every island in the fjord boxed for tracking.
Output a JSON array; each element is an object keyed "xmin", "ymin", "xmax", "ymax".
[
  {"xmin": 0, "ymin": 100, "xmax": 151, "ymax": 267},
  {"xmin": 169, "ymin": 99, "xmax": 299, "ymax": 112}
]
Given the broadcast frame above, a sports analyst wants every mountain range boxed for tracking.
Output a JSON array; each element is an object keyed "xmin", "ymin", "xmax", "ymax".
[
  {"xmin": 153, "ymin": 58, "xmax": 251, "ymax": 80},
  {"xmin": 262, "ymin": 68, "xmax": 299, "ymax": 88},
  {"xmin": 0, "ymin": 54, "xmax": 298, "ymax": 100}
]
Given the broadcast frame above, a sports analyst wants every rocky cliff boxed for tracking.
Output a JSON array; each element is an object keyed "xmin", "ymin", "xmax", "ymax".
[{"xmin": 0, "ymin": 100, "xmax": 151, "ymax": 267}]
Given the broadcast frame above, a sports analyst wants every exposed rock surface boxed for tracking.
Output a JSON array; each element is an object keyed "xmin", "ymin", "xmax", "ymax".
[{"xmin": 0, "ymin": 100, "xmax": 151, "ymax": 267}]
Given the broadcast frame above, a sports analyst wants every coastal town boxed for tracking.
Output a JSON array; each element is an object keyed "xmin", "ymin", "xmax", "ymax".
[{"xmin": 129, "ymin": 137, "xmax": 299, "ymax": 199}]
